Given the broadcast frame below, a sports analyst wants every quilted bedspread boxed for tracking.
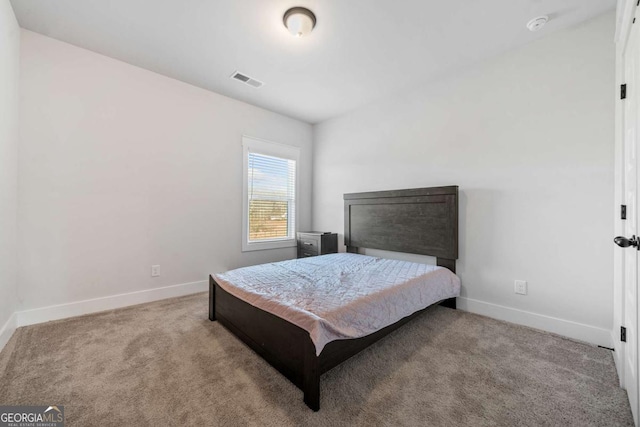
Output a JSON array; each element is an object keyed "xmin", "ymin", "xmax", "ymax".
[{"xmin": 213, "ymin": 253, "xmax": 461, "ymax": 355}]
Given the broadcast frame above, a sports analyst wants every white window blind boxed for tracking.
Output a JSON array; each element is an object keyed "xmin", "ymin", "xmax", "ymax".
[
  {"xmin": 247, "ymin": 152, "xmax": 296, "ymax": 242},
  {"xmin": 241, "ymin": 136, "xmax": 299, "ymax": 251}
]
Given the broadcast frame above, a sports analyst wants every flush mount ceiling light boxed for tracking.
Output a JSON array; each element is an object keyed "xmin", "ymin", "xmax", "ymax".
[
  {"xmin": 283, "ymin": 7, "xmax": 316, "ymax": 38},
  {"xmin": 526, "ymin": 15, "xmax": 549, "ymax": 32}
]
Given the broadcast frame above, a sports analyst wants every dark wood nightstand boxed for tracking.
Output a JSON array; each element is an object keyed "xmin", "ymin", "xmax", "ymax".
[{"xmin": 297, "ymin": 232, "xmax": 338, "ymax": 258}]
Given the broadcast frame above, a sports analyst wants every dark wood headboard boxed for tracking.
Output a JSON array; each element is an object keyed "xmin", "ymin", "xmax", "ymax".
[{"xmin": 343, "ymin": 186, "xmax": 459, "ymax": 273}]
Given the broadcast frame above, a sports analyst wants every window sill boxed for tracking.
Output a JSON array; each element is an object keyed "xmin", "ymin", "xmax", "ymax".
[{"xmin": 242, "ymin": 239, "xmax": 296, "ymax": 252}]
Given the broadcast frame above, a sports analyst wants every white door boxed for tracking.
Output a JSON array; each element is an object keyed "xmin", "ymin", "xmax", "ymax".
[{"xmin": 620, "ymin": 8, "xmax": 640, "ymax": 424}]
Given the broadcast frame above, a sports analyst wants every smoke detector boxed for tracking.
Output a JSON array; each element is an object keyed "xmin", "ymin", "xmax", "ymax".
[
  {"xmin": 527, "ymin": 16, "xmax": 549, "ymax": 32},
  {"xmin": 230, "ymin": 71, "xmax": 264, "ymax": 88}
]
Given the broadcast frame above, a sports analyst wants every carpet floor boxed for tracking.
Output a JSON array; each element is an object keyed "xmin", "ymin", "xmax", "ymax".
[{"xmin": 0, "ymin": 293, "xmax": 633, "ymax": 426}]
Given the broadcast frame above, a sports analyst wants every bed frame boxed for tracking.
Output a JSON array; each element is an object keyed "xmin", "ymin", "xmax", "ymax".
[{"xmin": 209, "ymin": 186, "xmax": 458, "ymax": 411}]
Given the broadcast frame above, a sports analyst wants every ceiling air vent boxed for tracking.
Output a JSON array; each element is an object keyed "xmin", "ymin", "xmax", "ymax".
[{"xmin": 231, "ymin": 71, "xmax": 264, "ymax": 88}]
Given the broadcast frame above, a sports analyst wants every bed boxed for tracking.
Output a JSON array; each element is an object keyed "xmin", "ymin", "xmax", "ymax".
[{"xmin": 208, "ymin": 186, "xmax": 459, "ymax": 411}]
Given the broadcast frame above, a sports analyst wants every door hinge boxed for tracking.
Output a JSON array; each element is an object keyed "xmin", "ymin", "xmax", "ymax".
[
  {"xmin": 622, "ymin": 205, "xmax": 627, "ymax": 220},
  {"xmin": 621, "ymin": 326, "xmax": 627, "ymax": 342},
  {"xmin": 621, "ymin": 84, "xmax": 627, "ymax": 100}
]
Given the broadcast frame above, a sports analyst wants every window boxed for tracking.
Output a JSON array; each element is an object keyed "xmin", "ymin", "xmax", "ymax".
[{"xmin": 242, "ymin": 136, "xmax": 299, "ymax": 251}]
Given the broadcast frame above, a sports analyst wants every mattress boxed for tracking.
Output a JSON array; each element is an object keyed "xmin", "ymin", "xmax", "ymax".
[{"xmin": 213, "ymin": 253, "xmax": 461, "ymax": 355}]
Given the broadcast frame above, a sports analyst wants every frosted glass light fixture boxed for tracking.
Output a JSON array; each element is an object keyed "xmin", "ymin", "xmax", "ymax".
[{"xmin": 283, "ymin": 7, "xmax": 316, "ymax": 38}]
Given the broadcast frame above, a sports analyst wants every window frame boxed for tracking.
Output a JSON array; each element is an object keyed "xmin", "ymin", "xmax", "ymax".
[{"xmin": 242, "ymin": 136, "xmax": 300, "ymax": 252}]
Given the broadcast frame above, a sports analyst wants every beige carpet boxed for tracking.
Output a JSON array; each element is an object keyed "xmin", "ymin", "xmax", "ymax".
[{"xmin": 0, "ymin": 293, "xmax": 633, "ymax": 426}]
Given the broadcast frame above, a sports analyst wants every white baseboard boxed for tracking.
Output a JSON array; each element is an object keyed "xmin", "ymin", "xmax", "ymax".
[
  {"xmin": 0, "ymin": 313, "xmax": 17, "ymax": 354},
  {"xmin": 15, "ymin": 279, "xmax": 208, "ymax": 327},
  {"xmin": 457, "ymin": 297, "xmax": 613, "ymax": 349},
  {"xmin": 3, "ymin": 287, "xmax": 614, "ymax": 357}
]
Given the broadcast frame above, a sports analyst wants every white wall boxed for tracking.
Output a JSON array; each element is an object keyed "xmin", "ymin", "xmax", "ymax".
[
  {"xmin": 18, "ymin": 30, "xmax": 312, "ymax": 316},
  {"xmin": 312, "ymin": 13, "xmax": 615, "ymax": 346},
  {"xmin": 0, "ymin": 0, "xmax": 19, "ymax": 346}
]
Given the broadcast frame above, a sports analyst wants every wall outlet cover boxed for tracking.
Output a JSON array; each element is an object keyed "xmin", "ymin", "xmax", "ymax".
[{"xmin": 515, "ymin": 280, "xmax": 527, "ymax": 295}]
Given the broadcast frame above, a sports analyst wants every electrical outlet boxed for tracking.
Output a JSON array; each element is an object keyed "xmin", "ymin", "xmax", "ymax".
[
  {"xmin": 151, "ymin": 265, "xmax": 160, "ymax": 277},
  {"xmin": 515, "ymin": 280, "xmax": 527, "ymax": 295}
]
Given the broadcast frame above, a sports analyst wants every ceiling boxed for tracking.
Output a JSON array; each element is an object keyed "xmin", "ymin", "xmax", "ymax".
[{"xmin": 10, "ymin": 0, "xmax": 616, "ymax": 124}]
